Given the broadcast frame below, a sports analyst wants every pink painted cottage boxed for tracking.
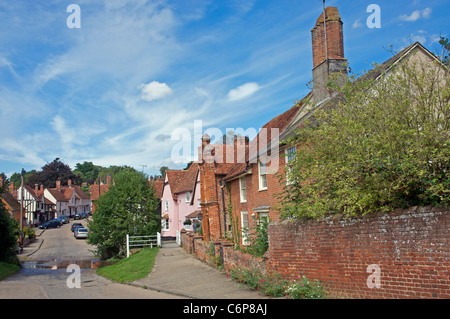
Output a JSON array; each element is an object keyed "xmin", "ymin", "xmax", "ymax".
[{"xmin": 161, "ymin": 162, "xmax": 201, "ymax": 241}]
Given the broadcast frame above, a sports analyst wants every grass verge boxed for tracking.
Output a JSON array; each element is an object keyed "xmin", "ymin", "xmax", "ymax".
[
  {"xmin": 0, "ymin": 262, "xmax": 21, "ymax": 281},
  {"xmin": 97, "ymin": 247, "xmax": 159, "ymax": 283}
]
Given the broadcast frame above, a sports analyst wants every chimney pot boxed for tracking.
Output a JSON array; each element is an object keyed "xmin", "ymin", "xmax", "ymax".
[{"xmin": 311, "ymin": 6, "xmax": 348, "ymax": 104}]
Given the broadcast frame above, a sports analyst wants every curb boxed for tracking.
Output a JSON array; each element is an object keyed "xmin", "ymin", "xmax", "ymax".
[
  {"xmin": 128, "ymin": 281, "xmax": 205, "ymax": 299},
  {"xmin": 25, "ymin": 239, "xmax": 44, "ymax": 257}
]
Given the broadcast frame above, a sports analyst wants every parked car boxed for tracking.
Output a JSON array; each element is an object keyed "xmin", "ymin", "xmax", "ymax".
[
  {"xmin": 74, "ymin": 227, "xmax": 89, "ymax": 239},
  {"xmin": 71, "ymin": 223, "xmax": 83, "ymax": 232},
  {"xmin": 58, "ymin": 216, "xmax": 69, "ymax": 224},
  {"xmin": 74, "ymin": 213, "xmax": 82, "ymax": 220},
  {"xmin": 80, "ymin": 212, "xmax": 88, "ymax": 219},
  {"xmin": 39, "ymin": 220, "xmax": 61, "ymax": 229},
  {"xmin": 52, "ymin": 218, "xmax": 63, "ymax": 226}
]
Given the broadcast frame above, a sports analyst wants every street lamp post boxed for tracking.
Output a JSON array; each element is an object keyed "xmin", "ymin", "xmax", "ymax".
[{"xmin": 20, "ymin": 168, "xmax": 24, "ymax": 247}]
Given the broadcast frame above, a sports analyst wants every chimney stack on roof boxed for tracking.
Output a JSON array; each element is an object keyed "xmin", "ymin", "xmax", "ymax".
[{"xmin": 311, "ymin": 6, "xmax": 348, "ymax": 104}]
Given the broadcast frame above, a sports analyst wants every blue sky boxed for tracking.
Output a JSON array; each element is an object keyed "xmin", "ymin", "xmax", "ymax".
[{"xmin": 0, "ymin": 0, "xmax": 448, "ymax": 177}]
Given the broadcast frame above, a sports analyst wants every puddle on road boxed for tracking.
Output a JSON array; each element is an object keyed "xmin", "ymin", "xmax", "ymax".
[{"xmin": 22, "ymin": 259, "xmax": 116, "ymax": 270}]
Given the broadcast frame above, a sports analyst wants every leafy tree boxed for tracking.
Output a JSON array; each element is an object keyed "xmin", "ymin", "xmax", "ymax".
[
  {"xmin": 9, "ymin": 170, "xmax": 37, "ymax": 187},
  {"xmin": 27, "ymin": 158, "xmax": 79, "ymax": 188},
  {"xmin": 0, "ymin": 185, "xmax": 20, "ymax": 264},
  {"xmin": 87, "ymin": 168, "xmax": 160, "ymax": 259},
  {"xmin": 73, "ymin": 161, "xmax": 101, "ymax": 185},
  {"xmin": 159, "ymin": 166, "xmax": 168, "ymax": 178},
  {"xmin": 97, "ymin": 165, "xmax": 131, "ymax": 184},
  {"xmin": 279, "ymin": 54, "xmax": 449, "ymax": 219},
  {"xmin": 438, "ymin": 36, "xmax": 450, "ymax": 66}
]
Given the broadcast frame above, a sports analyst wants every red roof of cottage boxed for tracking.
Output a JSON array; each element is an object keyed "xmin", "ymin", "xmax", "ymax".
[
  {"xmin": 165, "ymin": 162, "xmax": 199, "ymax": 200},
  {"xmin": 150, "ymin": 178, "xmax": 164, "ymax": 199}
]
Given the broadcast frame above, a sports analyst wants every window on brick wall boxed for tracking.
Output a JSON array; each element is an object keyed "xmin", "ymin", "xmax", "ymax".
[
  {"xmin": 241, "ymin": 211, "xmax": 249, "ymax": 246},
  {"xmin": 285, "ymin": 146, "xmax": 297, "ymax": 185},
  {"xmin": 239, "ymin": 176, "xmax": 247, "ymax": 203},
  {"xmin": 258, "ymin": 159, "xmax": 267, "ymax": 190}
]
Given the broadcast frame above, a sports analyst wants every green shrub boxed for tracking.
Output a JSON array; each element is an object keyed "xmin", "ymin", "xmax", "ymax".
[
  {"xmin": 227, "ymin": 266, "xmax": 326, "ymax": 299},
  {"xmin": 279, "ymin": 58, "xmax": 450, "ymax": 219}
]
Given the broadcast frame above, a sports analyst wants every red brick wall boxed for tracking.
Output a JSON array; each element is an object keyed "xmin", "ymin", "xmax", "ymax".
[
  {"xmin": 267, "ymin": 206, "xmax": 450, "ymax": 299},
  {"xmin": 311, "ymin": 7, "xmax": 345, "ymax": 69},
  {"xmin": 227, "ymin": 151, "xmax": 287, "ymax": 246}
]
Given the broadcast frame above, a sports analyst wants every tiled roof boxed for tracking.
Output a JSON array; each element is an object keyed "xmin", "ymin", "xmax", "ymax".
[
  {"xmin": 1, "ymin": 191, "xmax": 22, "ymax": 211},
  {"xmin": 150, "ymin": 178, "xmax": 164, "ymax": 199},
  {"xmin": 166, "ymin": 163, "xmax": 199, "ymax": 199}
]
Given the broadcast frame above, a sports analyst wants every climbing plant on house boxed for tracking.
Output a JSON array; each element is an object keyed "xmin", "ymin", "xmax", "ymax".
[{"xmin": 279, "ymin": 55, "xmax": 449, "ymax": 219}]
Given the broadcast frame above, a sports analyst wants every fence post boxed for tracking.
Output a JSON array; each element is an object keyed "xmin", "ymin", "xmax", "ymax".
[
  {"xmin": 126, "ymin": 234, "xmax": 130, "ymax": 258},
  {"xmin": 157, "ymin": 232, "xmax": 161, "ymax": 247}
]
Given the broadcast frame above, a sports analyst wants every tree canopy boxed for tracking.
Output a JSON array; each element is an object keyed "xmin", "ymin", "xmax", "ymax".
[
  {"xmin": 279, "ymin": 53, "xmax": 449, "ymax": 219},
  {"xmin": 87, "ymin": 168, "xmax": 160, "ymax": 259}
]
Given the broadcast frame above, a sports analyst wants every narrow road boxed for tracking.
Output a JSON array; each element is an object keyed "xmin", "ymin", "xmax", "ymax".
[{"xmin": 0, "ymin": 218, "xmax": 183, "ymax": 299}]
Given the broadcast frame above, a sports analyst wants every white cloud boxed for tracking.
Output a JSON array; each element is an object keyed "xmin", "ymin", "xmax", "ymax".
[
  {"xmin": 400, "ymin": 8, "xmax": 432, "ymax": 21},
  {"xmin": 352, "ymin": 19, "xmax": 363, "ymax": 29},
  {"xmin": 227, "ymin": 82, "xmax": 260, "ymax": 101},
  {"xmin": 139, "ymin": 81, "xmax": 173, "ymax": 101},
  {"xmin": 422, "ymin": 7, "xmax": 432, "ymax": 19}
]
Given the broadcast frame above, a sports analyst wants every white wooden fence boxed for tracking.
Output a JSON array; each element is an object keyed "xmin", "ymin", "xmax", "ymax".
[
  {"xmin": 126, "ymin": 232, "xmax": 161, "ymax": 258},
  {"xmin": 176, "ymin": 230, "xmax": 181, "ymax": 246}
]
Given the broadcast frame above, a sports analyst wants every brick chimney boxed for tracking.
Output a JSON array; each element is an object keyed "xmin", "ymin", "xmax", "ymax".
[
  {"xmin": 35, "ymin": 184, "xmax": 39, "ymax": 194},
  {"xmin": 311, "ymin": 7, "xmax": 348, "ymax": 104},
  {"xmin": 68, "ymin": 179, "xmax": 72, "ymax": 187},
  {"xmin": 56, "ymin": 180, "xmax": 61, "ymax": 190},
  {"xmin": 106, "ymin": 175, "xmax": 112, "ymax": 185}
]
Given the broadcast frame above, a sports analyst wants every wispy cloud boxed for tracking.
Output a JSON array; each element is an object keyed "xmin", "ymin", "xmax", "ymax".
[
  {"xmin": 352, "ymin": 19, "xmax": 363, "ymax": 29},
  {"xmin": 227, "ymin": 82, "xmax": 260, "ymax": 101},
  {"xmin": 399, "ymin": 7, "xmax": 432, "ymax": 21}
]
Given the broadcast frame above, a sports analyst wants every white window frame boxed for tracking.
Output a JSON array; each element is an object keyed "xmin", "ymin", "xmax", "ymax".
[
  {"xmin": 185, "ymin": 191, "xmax": 191, "ymax": 203},
  {"xmin": 164, "ymin": 200, "xmax": 169, "ymax": 211},
  {"xmin": 241, "ymin": 211, "xmax": 249, "ymax": 246},
  {"xmin": 239, "ymin": 177, "xmax": 247, "ymax": 203},
  {"xmin": 285, "ymin": 146, "xmax": 297, "ymax": 185},
  {"xmin": 162, "ymin": 218, "xmax": 169, "ymax": 231},
  {"xmin": 258, "ymin": 159, "xmax": 268, "ymax": 191},
  {"xmin": 197, "ymin": 198, "xmax": 201, "ymax": 208}
]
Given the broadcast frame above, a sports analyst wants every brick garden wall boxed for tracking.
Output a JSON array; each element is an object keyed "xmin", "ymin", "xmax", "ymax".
[
  {"xmin": 180, "ymin": 206, "xmax": 449, "ymax": 299},
  {"xmin": 267, "ymin": 206, "xmax": 450, "ymax": 299}
]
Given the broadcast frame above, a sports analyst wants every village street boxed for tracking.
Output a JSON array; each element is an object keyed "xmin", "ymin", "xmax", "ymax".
[{"xmin": 0, "ymin": 219, "xmax": 181, "ymax": 299}]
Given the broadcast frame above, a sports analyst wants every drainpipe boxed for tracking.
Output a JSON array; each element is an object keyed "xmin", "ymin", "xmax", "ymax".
[{"xmin": 220, "ymin": 179, "xmax": 227, "ymax": 239}]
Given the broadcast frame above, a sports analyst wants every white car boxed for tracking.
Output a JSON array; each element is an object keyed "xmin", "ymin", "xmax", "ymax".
[{"xmin": 74, "ymin": 227, "xmax": 89, "ymax": 239}]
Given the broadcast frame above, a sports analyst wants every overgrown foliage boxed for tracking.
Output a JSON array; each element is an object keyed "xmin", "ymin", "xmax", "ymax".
[
  {"xmin": 0, "ymin": 186, "xmax": 20, "ymax": 265},
  {"xmin": 227, "ymin": 266, "xmax": 326, "ymax": 299},
  {"xmin": 88, "ymin": 168, "xmax": 160, "ymax": 259},
  {"xmin": 279, "ymin": 55, "xmax": 449, "ymax": 219}
]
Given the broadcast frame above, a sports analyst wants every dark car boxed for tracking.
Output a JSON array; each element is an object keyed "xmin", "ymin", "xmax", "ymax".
[
  {"xmin": 71, "ymin": 223, "xmax": 83, "ymax": 232},
  {"xmin": 52, "ymin": 218, "xmax": 63, "ymax": 226},
  {"xmin": 74, "ymin": 213, "xmax": 82, "ymax": 220},
  {"xmin": 39, "ymin": 220, "xmax": 60, "ymax": 229}
]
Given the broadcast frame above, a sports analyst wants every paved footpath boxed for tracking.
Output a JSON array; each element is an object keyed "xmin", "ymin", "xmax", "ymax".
[{"xmin": 132, "ymin": 242, "xmax": 269, "ymax": 299}]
